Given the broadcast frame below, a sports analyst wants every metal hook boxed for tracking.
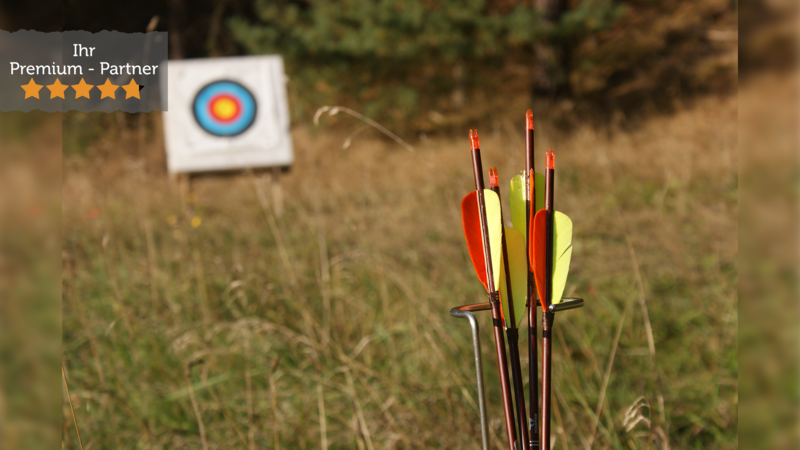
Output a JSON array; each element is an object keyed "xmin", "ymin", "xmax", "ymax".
[
  {"xmin": 450, "ymin": 302, "xmax": 491, "ymax": 450},
  {"xmin": 548, "ymin": 297, "xmax": 584, "ymax": 312}
]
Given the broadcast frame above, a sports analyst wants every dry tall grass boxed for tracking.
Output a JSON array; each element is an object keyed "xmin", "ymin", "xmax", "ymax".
[
  {"xmin": 62, "ymin": 92, "xmax": 737, "ymax": 449},
  {"xmin": 0, "ymin": 112, "xmax": 62, "ymax": 450}
]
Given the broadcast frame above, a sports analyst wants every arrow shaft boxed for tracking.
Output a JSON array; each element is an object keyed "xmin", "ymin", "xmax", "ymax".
[
  {"xmin": 544, "ymin": 165, "xmax": 554, "ymax": 308},
  {"xmin": 525, "ymin": 126, "xmax": 540, "ymax": 449},
  {"xmin": 541, "ymin": 159, "xmax": 555, "ymax": 448},
  {"xmin": 490, "ymin": 297, "xmax": 517, "ymax": 450},
  {"xmin": 507, "ymin": 330, "xmax": 529, "ymax": 450},
  {"xmin": 471, "ymin": 149, "xmax": 494, "ymax": 293},
  {"xmin": 541, "ymin": 312, "xmax": 554, "ymax": 449},
  {"xmin": 471, "ymin": 145, "xmax": 518, "ymax": 450}
]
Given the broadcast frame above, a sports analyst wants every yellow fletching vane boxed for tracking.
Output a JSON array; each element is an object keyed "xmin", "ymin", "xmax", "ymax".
[
  {"xmin": 551, "ymin": 211, "xmax": 573, "ymax": 305},
  {"xmin": 500, "ymin": 227, "xmax": 528, "ymax": 328},
  {"xmin": 483, "ymin": 189, "xmax": 504, "ymax": 290}
]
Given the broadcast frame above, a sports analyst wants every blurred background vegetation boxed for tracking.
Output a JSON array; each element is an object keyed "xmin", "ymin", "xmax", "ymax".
[
  {"xmin": 55, "ymin": 0, "xmax": 738, "ymax": 132},
  {"xmin": 228, "ymin": 0, "xmax": 736, "ymax": 128}
]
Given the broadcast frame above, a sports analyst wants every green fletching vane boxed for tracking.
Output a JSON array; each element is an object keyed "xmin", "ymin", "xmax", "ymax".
[
  {"xmin": 509, "ymin": 175, "xmax": 526, "ymax": 233},
  {"xmin": 500, "ymin": 227, "xmax": 528, "ymax": 328},
  {"xmin": 510, "ymin": 171, "xmax": 547, "ymax": 299},
  {"xmin": 552, "ymin": 211, "xmax": 573, "ymax": 305},
  {"xmin": 483, "ymin": 189, "xmax": 504, "ymax": 290},
  {"xmin": 509, "ymin": 172, "xmax": 546, "ymax": 234}
]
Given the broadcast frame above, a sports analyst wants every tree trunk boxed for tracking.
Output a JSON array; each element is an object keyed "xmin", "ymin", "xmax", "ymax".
[
  {"xmin": 531, "ymin": 0, "xmax": 570, "ymax": 100},
  {"xmin": 168, "ymin": 0, "xmax": 186, "ymax": 59}
]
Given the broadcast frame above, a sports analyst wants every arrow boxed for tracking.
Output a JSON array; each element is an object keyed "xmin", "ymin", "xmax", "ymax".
[
  {"xmin": 523, "ymin": 108, "xmax": 541, "ymax": 449},
  {"xmin": 527, "ymin": 148, "xmax": 574, "ymax": 449},
  {"xmin": 489, "ymin": 167, "xmax": 531, "ymax": 450},
  {"xmin": 462, "ymin": 129, "xmax": 518, "ymax": 450}
]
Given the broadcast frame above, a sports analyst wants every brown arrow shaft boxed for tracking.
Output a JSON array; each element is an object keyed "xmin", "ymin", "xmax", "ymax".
[{"xmin": 471, "ymin": 146, "xmax": 518, "ymax": 450}]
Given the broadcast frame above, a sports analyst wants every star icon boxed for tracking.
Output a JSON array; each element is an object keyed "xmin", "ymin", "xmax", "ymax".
[
  {"xmin": 46, "ymin": 78, "xmax": 69, "ymax": 99},
  {"xmin": 97, "ymin": 78, "xmax": 119, "ymax": 99},
  {"xmin": 21, "ymin": 78, "xmax": 43, "ymax": 99},
  {"xmin": 122, "ymin": 78, "xmax": 141, "ymax": 99},
  {"xmin": 71, "ymin": 78, "xmax": 95, "ymax": 99}
]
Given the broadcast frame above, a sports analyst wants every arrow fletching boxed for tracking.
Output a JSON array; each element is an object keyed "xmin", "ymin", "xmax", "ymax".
[
  {"xmin": 530, "ymin": 210, "xmax": 574, "ymax": 311},
  {"xmin": 499, "ymin": 227, "xmax": 528, "ymax": 328},
  {"xmin": 551, "ymin": 211, "xmax": 574, "ymax": 306},
  {"xmin": 461, "ymin": 189, "xmax": 504, "ymax": 293},
  {"xmin": 483, "ymin": 190, "xmax": 504, "ymax": 290},
  {"xmin": 509, "ymin": 175, "xmax": 525, "ymax": 234},
  {"xmin": 531, "ymin": 210, "xmax": 546, "ymax": 309},
  {"xmin": 509, "ymin": 172, "xmax": 545, "ymax": 234},
  {"xmin": 461, "ymin": 191, "xmax": 487, "ymax": 291}
]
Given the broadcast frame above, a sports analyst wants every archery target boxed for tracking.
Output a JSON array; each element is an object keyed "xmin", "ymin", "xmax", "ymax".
[
  {"xmin": 162, "ymin": 55, "xmax": 293, "ymax": 174},
  {"xmin": 193, "ymin": 80, "xmax": 257, "ymax": 137}
]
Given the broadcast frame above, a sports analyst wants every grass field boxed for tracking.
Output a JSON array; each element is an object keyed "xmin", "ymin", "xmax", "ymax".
[{"xmin": 62, "ymin": 92, "xmax": 737, "ymax": 449}]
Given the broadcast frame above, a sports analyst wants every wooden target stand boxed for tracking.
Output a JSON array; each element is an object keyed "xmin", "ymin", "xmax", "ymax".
[{"xmin": 170, "ymin": 166, "xmax": 286, "ymax": 219}]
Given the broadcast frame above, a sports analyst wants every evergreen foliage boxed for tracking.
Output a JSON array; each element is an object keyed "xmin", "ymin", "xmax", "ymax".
[{"xmin": 229, "ymin": 0, "xmax": 625, "ymax": 126}]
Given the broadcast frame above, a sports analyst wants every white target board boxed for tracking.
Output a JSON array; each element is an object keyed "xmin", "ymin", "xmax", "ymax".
[{"xmin": 162, "ymin": 55, "xmax": 293, "ymax": 174}]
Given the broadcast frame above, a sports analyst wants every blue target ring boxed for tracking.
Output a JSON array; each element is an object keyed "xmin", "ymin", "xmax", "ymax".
[{"xmin": 193, "ymin": 80, "xmax": 257, "ymax": 137}]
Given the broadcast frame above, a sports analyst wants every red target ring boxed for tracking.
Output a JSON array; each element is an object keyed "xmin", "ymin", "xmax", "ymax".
[{"xmin": 207, "ymin": 94, "xmax": 242, "ymax": 123}]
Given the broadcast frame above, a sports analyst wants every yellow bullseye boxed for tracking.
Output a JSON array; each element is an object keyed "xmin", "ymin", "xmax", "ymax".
[{"xmin": 211, "ymin": 96, "xmax": 239, "ymax": 121}]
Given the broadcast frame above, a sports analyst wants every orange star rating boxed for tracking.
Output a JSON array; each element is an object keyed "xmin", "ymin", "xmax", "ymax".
[
  {"xmin": 71, "ymin": 78, "xmax": 94, "ymax": 99},
  {"xmin": 46, "ymin": 78, "xmax": 69, "ymax": 99},
  {"xmin": 121, "ymin": 78, "xmax": 141, "ymax": 99},
  {"xmin": 21, "ymin": 78, "xmax": 43, "ymax": 99},
  {"xmin": 97, "ymin": 78, "xmax": 119, "ymax": 99}
]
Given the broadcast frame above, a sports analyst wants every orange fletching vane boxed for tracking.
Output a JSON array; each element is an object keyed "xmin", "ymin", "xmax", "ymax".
[
  {"xmin": 530, "ymin": 209, "xmax": 548, "ymax": 312},
  {"xmin": 461, "ymin": 191, "xmax": 488, "ymax": 291},
  {"xmin": 526, "ymin": 109, "xmax": 534, "ymax": 130}
]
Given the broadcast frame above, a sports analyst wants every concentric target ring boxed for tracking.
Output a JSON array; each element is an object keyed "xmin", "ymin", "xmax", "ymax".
[{"xmin": 193, "ymin": 80, "xmax": 257, "ymax": 137}]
